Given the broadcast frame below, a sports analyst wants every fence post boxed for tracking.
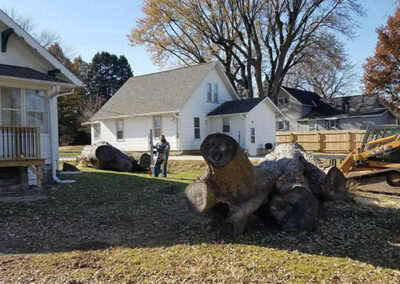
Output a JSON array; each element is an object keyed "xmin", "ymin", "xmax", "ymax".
[
  {"xmin": 35, "ymin": 127, "xmax": 41, "ymax": 159},
  {"xmin": 317, "ymin": 131, "xmax": 322, "ymax": 152},
  {"xmin": 346, "ymin": 131, "xmax": 352, "ymax": 152}
]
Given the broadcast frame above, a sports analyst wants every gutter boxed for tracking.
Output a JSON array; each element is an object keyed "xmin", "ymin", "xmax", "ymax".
[{"xmin": 49, "ymin": 86, "xmax": 76, "ymax": 184}]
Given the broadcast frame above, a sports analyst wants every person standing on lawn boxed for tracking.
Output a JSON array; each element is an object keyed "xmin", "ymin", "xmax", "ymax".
[{"xmin": 153, "ymin": 135, "xmax": 170, "ymax": 178}]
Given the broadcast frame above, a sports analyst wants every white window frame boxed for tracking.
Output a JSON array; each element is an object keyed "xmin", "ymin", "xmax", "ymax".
[
  {"xmin": 308, "ymin": 120, "xmax": 317, "ymax": 131},
  {"xmin": 207, "ymin": 83, "xmax": 212, "ymax": 102},
  {"xmin": 222, "ymin": 116, "xmax": 230, "ymax": 133},
  {"xmin": 0, "ymin": 87, "xmax": 22, "ymax": 126},
  {"xmin": 25, "ymin": 89, "xmax": 46, "ymax": 132},
  {"xmin": 116, "ymin": 119, "xmax": 124, "ymax": 141},
  {"xmin": 250, "ymin": 127, "xmax": 255, "ymax": 144},
  {"xmin": 277, "ymin": 120, "xmax": 289, "ymax": 131},
  {"xmin": 93, "ymin": 123, "xmax": 101, "ymax": 140},
  {"xmin": 153, "ymin": 116, "xmax": 162, "ymax": 138},
  {"xmin": 194, "ymin": 117, "xmax": 200, "ymax": 139},
  {"xmin": 213, "ymin": 84, "xmax": 219, "ymax": 103},
  {"xmin": 277, "ymin": 96, "xmax": 289, "ymax": 107}
]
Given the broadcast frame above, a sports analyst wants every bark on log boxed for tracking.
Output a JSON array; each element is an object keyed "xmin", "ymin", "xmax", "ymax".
[
  {"xmin": 185, "ymin": 135, "xmax": 347, "ymax": 235},
  {"xmin": 185, "ymin": 134, "xmax": 274, "ymax": 234},
  {"xmin": 78, "ymin": 142, "xmax": 133, "ymax": 172},
  {"xmin": 129, "ymin": 153, "xmax": 151, "ymax": 170}
]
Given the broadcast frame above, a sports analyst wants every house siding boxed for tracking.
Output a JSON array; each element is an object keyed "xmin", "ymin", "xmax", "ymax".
[
  {"xmin": 208, "ymin": 115, "xmax": 246, "ymax": 148},
  {"xmin": 276, "ymin": 89, "xmax": 306, "ymax": 131},
  {"xmin": 246, "ymin": 101, "xmax": 277, "ymax": 156},
  {"xmin": 92, "ymin": 115, "xmax": 179, "ymax": 151},
  {"xmin": 179, "ymin": 68, "xmax": 237, "ymax": 150}
]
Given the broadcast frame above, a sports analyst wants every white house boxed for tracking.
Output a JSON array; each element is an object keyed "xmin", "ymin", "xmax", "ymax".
[
  {"xmin": 0, "ymin": 9, "xmax": 83, "ymax": 191},
  {"xmin": 88, "ymin": 62, "xmax": 281, "ymax": 156}
]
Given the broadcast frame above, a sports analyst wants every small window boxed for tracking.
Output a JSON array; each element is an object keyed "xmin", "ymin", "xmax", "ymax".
[
  {"xmin": 194, "ymin": 117, "xmax": 200, "ymax": 139},
  {"xmin": 153, "ymin": 117, "xmax": 162, "ymax": 138},
  {"xmin": 94, "ymin": 124, "xmax": 101, "ymax": 140},
  {"xmin": 116, "ymin": 119, "xmax": 124, "ymax": 140},
  {"xmin": 207, "ymin": 83, "xmax": 212, "ymax": 102},
  {"xmin": 213, "ymin": 84, "xmax": 219, "ymax": 102},
  {"xmin": 325, "ymin": 119, "xmax": 340, "ymax": 130},
  {"xmin": 308, "ymin": 120, "xmax": 317, "ymax": 131},
  {"xmin": 222, "ymin": 117, "xmax": 230, "ymax": 133},
  {"xmin": 276, "ymin": 120, "xmax": 289, "ymax": 131},
  {"xmin": 278, "ymin": 97, "xmax": 289, "ymax": 107},
  {"xmin": 250, "ymin": 127, "xmax": 255, "ymax": 143}
]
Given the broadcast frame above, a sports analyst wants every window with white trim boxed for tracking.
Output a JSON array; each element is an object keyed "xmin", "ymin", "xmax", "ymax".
[
  {"xmin": 278, "ymin": 96, "xmax": 289, "ymax": 107},
  {"xmin": 276, "ymin": 120, "xmax": 289, "ymax": 131},
  {"xmin": 153, "ymin": 117, "xmax": 162, "ymax": 138},
  {"xmin": 116, "ymin": 119, "xmax": 124, "ymax": 140},
  {"xmin": 250, "ymin": 127, "xmax": 255, "ymax": 143},
  {"xmin": 325, "ymin": 119, "xmax": 339, "ymax": 130},
  {"xmin": 207, "ymin": 83, "xmax": 212, "ymax": 102},
  {"xmin": 308, "ymin": 120, "xmax": 317, "ymax": 131},
  {"xmin": 194, "ymin": 117, "xmax": 200, "ymax": 139},
  {"xmin": 0, "ymin": 87, "xmax": 22, "ymax": 126},
  {"xmin": 222, "ymin": 117, "xmax": 230, "ymax": 133},
  {"xmin": 26, "ymin": 89, "xmax": 46, "ymax": 131},
  {"xmin": 94, "ymin": 123, "xmax": 101, "ymax": 140},
  {"xmin": 213, "ymin": 84, "xmax": 219, "ymax": 102}
]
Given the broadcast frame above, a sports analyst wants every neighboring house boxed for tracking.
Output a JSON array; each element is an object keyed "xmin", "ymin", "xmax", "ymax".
[
  {"xmin": 275, "ymin": 86, "xmax": 397, "ymax": 131},
  {"xmin": 0, "ymin": 9, "xmax": 83, "ymax": 193},
  {"xmin": 87, "ymin": 62, "xmax": 282, "ymax": 156}
]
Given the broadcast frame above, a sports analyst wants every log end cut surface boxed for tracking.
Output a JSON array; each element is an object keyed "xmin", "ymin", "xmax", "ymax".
[{"xmin": 200, "ymin": 133, "xmax": 238, "ymax": 168}]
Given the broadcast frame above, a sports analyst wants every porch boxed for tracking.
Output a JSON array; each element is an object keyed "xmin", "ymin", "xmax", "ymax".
[{"xmin": 0, "ymin": 125, "xmax": 45, "ymax": 188}]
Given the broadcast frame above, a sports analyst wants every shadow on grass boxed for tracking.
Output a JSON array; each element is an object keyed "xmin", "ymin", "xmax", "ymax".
[{"xmin": 0, "ymin": 169, "xmax": 399, "ymax": 270}]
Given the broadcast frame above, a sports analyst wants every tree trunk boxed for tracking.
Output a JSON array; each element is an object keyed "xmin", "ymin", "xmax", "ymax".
[
  {"xmin": 184, "ymin": 133, "xmax": 274, "ymax": 234},
  {"xmin": 77, "ymin": 142, "xmax": 133, "ymax": 172},
  {"xmin": 185, "ymin": 134, "xmax": 347, "ymax": 235},
  {"xmin": 129, "ymin": 153, "xmax": 151, "ymax": 171}
]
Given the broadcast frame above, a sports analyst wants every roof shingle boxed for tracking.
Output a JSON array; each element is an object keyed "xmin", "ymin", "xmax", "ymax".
[
  {"xmin": 207, "ymin": 97, "xmax": 264, "ymax": 116},
  {"xmin": 91, "ymin": 62, "xmax": 219, "ymax": 120},
  {"xmin": 0, "ymin": 64, "xmax": 68, "ymax": 84}
]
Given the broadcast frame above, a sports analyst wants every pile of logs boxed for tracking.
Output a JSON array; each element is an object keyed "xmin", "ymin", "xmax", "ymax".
[
  {"xmin": 184, "ymin": 133, "xmax": 347, "ymax": 234},
  {"xmin": 77, "ymin": 142, "xmax": 151, "ymax": 172}
]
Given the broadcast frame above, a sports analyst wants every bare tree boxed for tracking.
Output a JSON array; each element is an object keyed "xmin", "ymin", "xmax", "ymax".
[
  {"xmin": 129, "ymin": 0, "xmax": 363, "ymax": 100},
  {"xmin": 4, "ymin": 7, "xmax": 60, "ymax": 48}
]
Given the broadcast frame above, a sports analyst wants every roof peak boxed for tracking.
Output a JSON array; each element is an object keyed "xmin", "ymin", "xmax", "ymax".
[{"xmin": 131, "ymin": 61, "xmax": 217, "ymax": 80}]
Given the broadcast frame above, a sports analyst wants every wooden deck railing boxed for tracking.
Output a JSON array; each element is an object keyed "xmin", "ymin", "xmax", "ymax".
[
  {"xmin": 276, "ymin": 130, "xmax": 366, "ymax": 153},
  {"xmin": 0, "ymin": 126, "xmax": 41, "ymax": 160}
]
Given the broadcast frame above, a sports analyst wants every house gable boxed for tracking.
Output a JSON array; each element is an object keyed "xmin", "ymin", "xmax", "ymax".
[{"xmin": 0, "ymin": 9, "xmax": 82, "ymax": 86}]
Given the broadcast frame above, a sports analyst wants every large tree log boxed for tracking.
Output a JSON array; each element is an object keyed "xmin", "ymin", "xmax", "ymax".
[
  {"xmin": 77, "ymin": 142, "xmax": 133, "ymax": 172},
  {"xmin": 129, "ymin": 153, "xmax": 151, "ymax": 171},
  {"xmin": 185, "ymin": 134, "xmax": 274, "ymax": 234},
  {"xmin": 185, "ymin": 134, "xmax": 347, "ymax": 234}
]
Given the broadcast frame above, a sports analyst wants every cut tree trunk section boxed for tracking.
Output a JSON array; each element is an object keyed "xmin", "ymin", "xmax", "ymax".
[{"xmin": 185, "ymin": 134, "xmax": 347, "ymax": 235}]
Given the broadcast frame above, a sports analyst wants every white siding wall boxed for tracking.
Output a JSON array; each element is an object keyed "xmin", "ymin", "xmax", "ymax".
[
  {"xmin": 208, "ymin": 115, "xmax": 246, "ymax": 148},
  {"xmin": 92, "ymin": 115, "xmax": 179, "ymax": 151},
  {"xmin": 245, "ymin": 101, "xmax": 277, "ymax": 156},
  {"xmin": 179, "ymin": 68, "xmax": 236, "ymax": 150}
]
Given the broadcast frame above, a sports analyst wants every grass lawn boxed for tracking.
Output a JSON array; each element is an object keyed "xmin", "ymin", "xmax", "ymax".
[
  {"xmin": 0, "ymin": 161, "xmax": 399, "ymax": 283},
  {"xmin": 59, "ymin": 145, "xmax": 85, "ymax": 158}
]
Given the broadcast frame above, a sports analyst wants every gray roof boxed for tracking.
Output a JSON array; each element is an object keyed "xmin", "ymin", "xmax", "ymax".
[
  {"xmin": 305, "ymin": 94, "xmax": 385, "ymax": 119},
  {"xmin": 0, "ymin": 64, "xmax": 68, "ymax": 84},
  {"xmin": 282, "ymin": 86, "xmax": 321, "ymax": 105},
  {"xmin": 91, "ymin": 62, "xmax": 220, "ymax": 120},
  {"xmin": 208, "ymin": 97, "xmax": 264, "ymax": 116}
]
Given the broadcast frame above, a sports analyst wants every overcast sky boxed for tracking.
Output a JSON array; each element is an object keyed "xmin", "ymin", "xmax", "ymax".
[{"xmin": 1, "ymin": 0, "xmax": 398, "ymax": 93}]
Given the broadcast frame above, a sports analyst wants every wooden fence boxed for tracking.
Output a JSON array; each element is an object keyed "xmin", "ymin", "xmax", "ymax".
[{"xmin": 276, "ymin": 130, "xmax": 366, "ymax": 153}]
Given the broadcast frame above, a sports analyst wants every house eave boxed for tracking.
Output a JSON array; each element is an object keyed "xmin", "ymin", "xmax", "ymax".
[
  {"xmin": 91, "ymin": 110, "xmax": 180, "ymax": 122},
  {"xmin": 0, "ymin": 75, "xmax": 76, "ymax": 88},
  {"xmin": 207, "ymin": 112, "xmax": 247, "ymax": 118},
  {"xmin": 297, "ymin": 110, "xmax": 388, "ymax": 122}
]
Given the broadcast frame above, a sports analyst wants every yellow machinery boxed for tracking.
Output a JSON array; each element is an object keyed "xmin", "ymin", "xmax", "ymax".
[{"xmin": 339, "ymin": 126, "xmax": 400, "ymax": 194}]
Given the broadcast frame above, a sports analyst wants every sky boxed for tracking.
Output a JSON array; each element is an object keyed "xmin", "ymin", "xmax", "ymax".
[{"xmin": 0, "ymin": 0, "xmax": 398, "ymax": 92}]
